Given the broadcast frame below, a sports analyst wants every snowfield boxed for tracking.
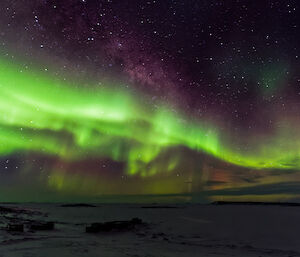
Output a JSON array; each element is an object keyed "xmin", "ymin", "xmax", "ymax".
[{"xmin": 0, "ymin": 203, "xmax": 299, "ymax": 257}]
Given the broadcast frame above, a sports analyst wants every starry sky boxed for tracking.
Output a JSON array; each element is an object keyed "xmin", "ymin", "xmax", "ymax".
[{"xmin": 0, "ymin": 0, "xmax": 299, "ymax": 202}]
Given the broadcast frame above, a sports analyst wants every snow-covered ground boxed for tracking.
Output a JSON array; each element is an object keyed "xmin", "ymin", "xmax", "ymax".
[{"xmin": 0, "ymin": 203, "xmax": 299, "ymax": 257}]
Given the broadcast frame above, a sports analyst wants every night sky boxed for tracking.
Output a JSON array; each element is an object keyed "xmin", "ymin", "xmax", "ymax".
[{"xmin": 0, "ymin": 0, "xmax": 299, "ymax": 202}]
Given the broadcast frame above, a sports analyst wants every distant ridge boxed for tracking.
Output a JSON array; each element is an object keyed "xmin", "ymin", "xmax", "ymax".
[
  {"xmin": 60, "ymin": 203, "xmax": 96, "ymax": 207},
  {"xmin": 212, "ymin": 201, "xmax": 300, "ymax": 207}
]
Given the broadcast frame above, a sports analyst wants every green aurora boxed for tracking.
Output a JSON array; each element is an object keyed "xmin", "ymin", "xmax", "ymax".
[{"xmin": 0, "ymin": 56, "xmax": 299, "ymax": 181}]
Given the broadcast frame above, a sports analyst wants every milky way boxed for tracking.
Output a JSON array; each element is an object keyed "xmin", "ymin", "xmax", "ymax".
[{"xmin": 0, "ymin": 0, "xmax": 299, "ymax": 202}]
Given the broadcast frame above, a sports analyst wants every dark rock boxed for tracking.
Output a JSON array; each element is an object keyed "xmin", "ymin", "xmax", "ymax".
[
  {"xmin": 86, "ymin": 218, "xmax": 144, "ymax": 233},
  {"xmin": 7, "ymin": 224, "xmax": 24, "ymax": 232},
  {"xmin": 30, "ymin": 222, "xmax": 54, "ymax": 231},
  {"xmin": 131, "ymin": 218, "xmax": 142, "ymax": 225}
]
